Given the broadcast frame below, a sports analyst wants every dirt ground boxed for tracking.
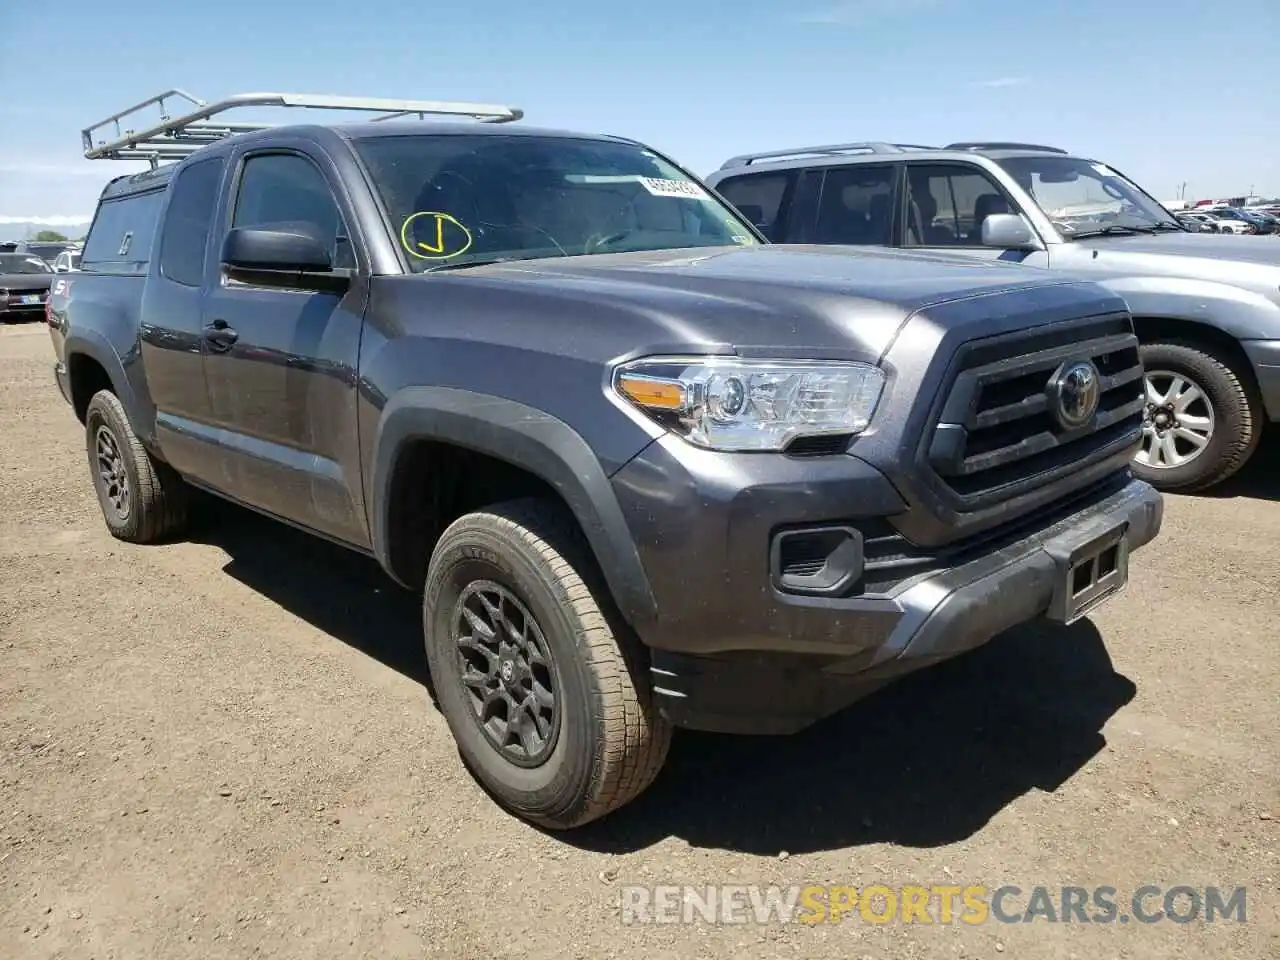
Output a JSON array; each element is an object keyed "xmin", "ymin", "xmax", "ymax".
[{"xmin": 1, "ymin": 320, "xmax": 1277, "ymax": 959}]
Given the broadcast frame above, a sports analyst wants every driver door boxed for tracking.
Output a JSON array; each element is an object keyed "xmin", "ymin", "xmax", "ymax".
[{"xmin": 900, "ymin": 162, "xmax": 1050, "ymax": 267}]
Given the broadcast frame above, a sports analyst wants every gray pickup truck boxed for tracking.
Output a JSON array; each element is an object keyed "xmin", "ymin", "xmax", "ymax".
[
  {"xmin": 706, "ymin": 141, "xmax": 1280, "ymax": 492},
  {"xmin": 50, "ymin": 92, "xmax": 1162, "ymax": 829}
]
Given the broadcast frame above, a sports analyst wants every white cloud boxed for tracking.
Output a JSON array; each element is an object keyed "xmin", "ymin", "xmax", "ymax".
[
  {"xmin": 974, "ymin": 77, "xmax": 1029, "ymax": 88},
  {"xmin": 0, "ymin": 215, "xmax": 92, "ymax": 225}
]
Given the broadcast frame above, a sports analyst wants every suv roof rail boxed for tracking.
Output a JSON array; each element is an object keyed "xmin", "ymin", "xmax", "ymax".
[
  {"xmin": 718, "ymin": 141, "xmax": 938, "ymax": 169},
  {"xmin": 82, "ymin": 89, "xmax": 525, "ymax": 168},
  {"xmin": 944, "ymin": 141, "xmax": 1068, "ymax": 154}
]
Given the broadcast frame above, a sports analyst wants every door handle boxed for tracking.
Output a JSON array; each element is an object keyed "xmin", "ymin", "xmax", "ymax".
[{"xmin": 203, "ymin": 319, "xmax": 239, "ymax": 351}]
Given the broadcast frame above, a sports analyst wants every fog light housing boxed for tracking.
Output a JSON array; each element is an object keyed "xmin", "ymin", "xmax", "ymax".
[{"xmin": 771, "ymin": 525, "xmax": 864, "ymax": 596}]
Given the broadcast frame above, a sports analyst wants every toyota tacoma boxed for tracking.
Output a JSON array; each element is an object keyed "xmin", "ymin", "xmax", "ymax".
[{"xmin": 49, "ymin": 91, "xmax": 1162, "ymax": 829}]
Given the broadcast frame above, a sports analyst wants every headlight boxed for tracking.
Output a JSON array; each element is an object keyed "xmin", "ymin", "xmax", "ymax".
[{"xmin": 612, "ymin": 356, "xmax": 885, "ymax": 452}]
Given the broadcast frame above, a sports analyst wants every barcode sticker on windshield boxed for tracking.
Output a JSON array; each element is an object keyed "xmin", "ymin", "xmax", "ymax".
[
  {"xmin": 1091, "ymin": 163, "xmax": 1117, "ymax": 178},
  {"xmin": 638, "ymin": 177, "xmax": 707, "ymax": 200}
]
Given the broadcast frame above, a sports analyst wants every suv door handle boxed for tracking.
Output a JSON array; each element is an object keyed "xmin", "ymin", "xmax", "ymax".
[{"xmin": 203, "ymin": 319, "xmax": 239, "ymax": 351}]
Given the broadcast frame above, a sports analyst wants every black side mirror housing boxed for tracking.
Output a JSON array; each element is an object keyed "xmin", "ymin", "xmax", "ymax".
[{"xmin": 221, "ymin": 227, "xmax": 333, "ymax": 273}]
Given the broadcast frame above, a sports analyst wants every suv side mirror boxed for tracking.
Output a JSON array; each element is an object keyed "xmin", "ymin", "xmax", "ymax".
[
  {"xmin": 981, "ymin": 213, "xmax": 1041, "ymax": 251},
  {"xmin": 221, "ymin": 227, "xmax": 333, "ymax": 273}
]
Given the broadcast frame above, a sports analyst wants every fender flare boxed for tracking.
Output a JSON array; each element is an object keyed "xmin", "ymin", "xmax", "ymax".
[
  {"xmin": 370, "ymin": 386, "xmax": 658, "ymax": 629},
  {"xmin": 63, "ymin": 330, "xmax": 145, "ymax": 431}
]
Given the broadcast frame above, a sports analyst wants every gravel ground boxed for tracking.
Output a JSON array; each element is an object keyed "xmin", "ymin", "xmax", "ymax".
[{"xmin": 1, "ymin": 320, "xmax": 1277, "ymax": 959}]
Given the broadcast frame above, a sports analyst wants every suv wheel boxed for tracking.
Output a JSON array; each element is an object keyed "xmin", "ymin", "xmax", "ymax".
[
  {"xmin": 84, "ymin": 389, "xmax": 189, "ymax": 542},
  {"xmin": 423, "ymin": 498, "xmax": 672, "ymax": 829},
  {"xmin": 1131, "ymin": 342, "xmax": 1261, "ymax": 492}
]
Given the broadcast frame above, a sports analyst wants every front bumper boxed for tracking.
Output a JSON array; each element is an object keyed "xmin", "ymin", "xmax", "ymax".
[
  {"xmin": 611, "ymin": 438, "xmax": 1162, "ymax": 734},
  {"xmin": 1242, "ymin": 339, "xmax": 1280, "ymax": 422}
]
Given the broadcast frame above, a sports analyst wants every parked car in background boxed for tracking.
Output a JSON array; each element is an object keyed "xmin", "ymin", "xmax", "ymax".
[
  {"xmin": 52, "ymin": 249, "xmax": 82, "ymax": 273},
  {"xmin": 0, "ymin": 252, "xmax": 55, "ymax": 322},
  {"xmin": 1202, "ymin": 213, "xmax": 1256, "ymax": 235},
  {"xmin": 706, "ymin": 140, "xmax": 1280, "ymax": 492},
  {"xmin": 1177, "ymin": 212, "xmax": 1219, "ymax": 232},
  {"xmin": 15, "ymin": 240, "xmax": 76, "ymax": 262},
  {"xmin": 1205, "ymin": 206, "xmax": 1275, "ymax": 234}
]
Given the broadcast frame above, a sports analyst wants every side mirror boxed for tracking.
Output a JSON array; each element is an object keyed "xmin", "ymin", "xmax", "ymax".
[
  {"xmin": 221, "ymin": 227, "xmax": 333, "ymax": 273},
  {"xmin": 982, "ymin": 213, "xmax": 1041, "ymax": 251}
]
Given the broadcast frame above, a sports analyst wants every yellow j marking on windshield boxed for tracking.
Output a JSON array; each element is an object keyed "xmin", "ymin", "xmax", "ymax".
[{"xmin": 400, "ymin": 211, "xmax": 473, "ymax": 260}]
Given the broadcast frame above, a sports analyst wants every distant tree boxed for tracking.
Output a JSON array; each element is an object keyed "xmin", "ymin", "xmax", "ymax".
[{"xmin": 33, "ymin": 230, "xmax": 68, "ymax": 242}]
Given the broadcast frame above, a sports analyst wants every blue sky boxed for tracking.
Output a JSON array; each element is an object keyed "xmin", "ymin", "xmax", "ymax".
[{"xmin": 1, "ymin": 0, "xmax": 1277, "ymax": 227}]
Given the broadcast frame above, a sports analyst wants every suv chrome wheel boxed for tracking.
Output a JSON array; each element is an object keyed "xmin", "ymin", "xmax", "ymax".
[{"xmin": 1136, "ymin": 369, "xmax": 1215, "ymax": 469}]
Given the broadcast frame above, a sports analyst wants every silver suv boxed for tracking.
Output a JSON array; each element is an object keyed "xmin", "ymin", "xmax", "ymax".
[{"xmin": 705, "ymin": 141, "xmax": 1280, "ymax": 493}]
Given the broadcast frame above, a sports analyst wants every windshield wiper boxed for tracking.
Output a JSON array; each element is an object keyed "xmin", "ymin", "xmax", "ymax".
[
  {"xmin": 1069, "ymin": 223, "xmax": 1162, "ymax": 238},
  {"xmin": 423, "ymin": 257, "xmax": 524, "ymax": 273}
]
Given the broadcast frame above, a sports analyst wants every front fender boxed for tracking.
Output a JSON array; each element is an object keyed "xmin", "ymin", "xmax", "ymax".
[
  {"xmin": 1101, "ymin": 276, "xmax": 1280, "ymax": 340},
  {"xmin": 370, "ymin": 386, "xmax": 658, "ymax": 630}
]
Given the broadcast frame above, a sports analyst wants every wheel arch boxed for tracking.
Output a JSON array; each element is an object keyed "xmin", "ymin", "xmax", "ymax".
[
  {"xmin": 1131, "ymin": 316, "xmax": 1263, "ymax": 403},
  {"xmin": 369, "ymin": 386, "xmax": 658, "ymax": 631},
  {"xmin": 63, "ymin": 330, "xmax": 143, "ymax": 427}
]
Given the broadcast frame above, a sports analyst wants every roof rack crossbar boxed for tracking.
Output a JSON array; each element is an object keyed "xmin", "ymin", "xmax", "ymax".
[
  {"xmin": 719, "ymin": 141, "xmax": 939, "ymax": 169},
  {"xmin": 83, "ymin": 90, "xmax": 525, "ymax": 167},
  {"xmin": 944, "ymin": 141, "xmax": 1068, "ymax": 154}
]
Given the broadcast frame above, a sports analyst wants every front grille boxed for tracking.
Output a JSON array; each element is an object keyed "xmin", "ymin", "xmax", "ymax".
[{"xmin": 924, "ymin": 313, "xmax": 1144, "ymax": 504}]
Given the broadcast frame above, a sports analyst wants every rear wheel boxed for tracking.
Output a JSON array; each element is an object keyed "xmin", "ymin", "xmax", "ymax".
[
  {"xmin": 84, "ymin": 389, "xmax": 189, "ymax": 542},
  {"xmin": 1130, "ymin": 342, "xmax": 1261, "ymax": 492},
  {"xmin": 423, "ymin": 498, "xmax": 671, "ymax": 829}
]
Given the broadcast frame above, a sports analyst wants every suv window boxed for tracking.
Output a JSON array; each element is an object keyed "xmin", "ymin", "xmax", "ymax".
[
  {"xmin": 714, "ymin": 172, "xmax": 794, "ymax": 241},
  {"xmin": 159, "ymin": 156, "xmax": 225, "ymax": 287},
  {"xmin": 903, "ymin": 163, "xmax": 1011, "ymax": 246},
  {"xmin": 231, "ymin": 153, "xmax": 354, "ymax": 269},
  {"xmin": 81, "ymin": 190, "xmax": 164, "ymax": 275},
  {"xmin": 813, "ymin": 164, "xmax": 897, "ymax": 245}
]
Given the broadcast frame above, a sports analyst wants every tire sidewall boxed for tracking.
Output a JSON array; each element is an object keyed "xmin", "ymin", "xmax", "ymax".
[
  {"xmin": 85, "ymin": 394, "xmax": 141, "ymax": 539},
  {"xmin": 1132, "ymin": 343, "xmax": 1246, "ymax": 490},
  {"xmin": 424, "ymin": 525, "xmax": 601, "ymax": 824}
]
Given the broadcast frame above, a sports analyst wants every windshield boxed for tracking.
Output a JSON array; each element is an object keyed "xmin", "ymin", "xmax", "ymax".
[
  {"xmin": 0, "ymin": 253, "xmax": 51, "ymax": 274},
  {"xmin": 995, "ymin": 155, "xmax": 1180, "ymax": 237},
  {"xmin": 353, "ymin": 134, "xmax": 761, "ymax": 271}
]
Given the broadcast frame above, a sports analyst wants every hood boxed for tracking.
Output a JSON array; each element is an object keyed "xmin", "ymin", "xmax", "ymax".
[
  {"xmin": 0, "ymin": 272, "xmax": 54, "ymax": 289},
  {"xmin": 404, "ymin": 244, "xmax": 1111, "ymax": 362},
  {"xmin": 1070, "ymin": 231, "xmax": 1280, "ymax": 267},
  {"xmin": 1055, "ymin": 232, "xmax": 1280, "ymax": 303}
]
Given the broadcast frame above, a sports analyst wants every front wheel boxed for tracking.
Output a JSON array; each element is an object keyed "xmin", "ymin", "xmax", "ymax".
[
  {"xmin": 422, "ymin": 498, "xmax": 672, "ymax": 829},
  {"xmin": 1130, "ymin": 342, "xmax": 1262, "ymax": 492}
]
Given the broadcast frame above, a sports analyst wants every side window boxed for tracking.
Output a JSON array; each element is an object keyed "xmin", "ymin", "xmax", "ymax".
[
  {"xmin": 80, "ymin": 190, "xmax": 164, "ymax": 275},
  {"xmin": 813, "ymin": 165, "xmax": 897, "ymax": 245},
  {"xmin": 904, "ymin": 163, "xmax": 1013, "ymax": 247},
  {"xmin": 231, "ymin": 153, "xmax": 354, "ymax": 269},
  {"xmin": 159, "ymin": 156, "xmax": 225, "ymax": 287},
  {"xmin": 714, "ymin": 172, "xmax": 794, "ymax": 240}
]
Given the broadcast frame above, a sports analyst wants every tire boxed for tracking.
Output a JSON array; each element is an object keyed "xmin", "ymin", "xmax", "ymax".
[
  {"xmin": 423, "ymin": 498, "xmax": 671, "ymax": 830},
  {"xmin": 1130, "ymin": 342, "xmax": 1262, "ymax": 493},
  {"xmin": 84, "ymin": 389, "xmax": 189, "ymax": 543}
]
